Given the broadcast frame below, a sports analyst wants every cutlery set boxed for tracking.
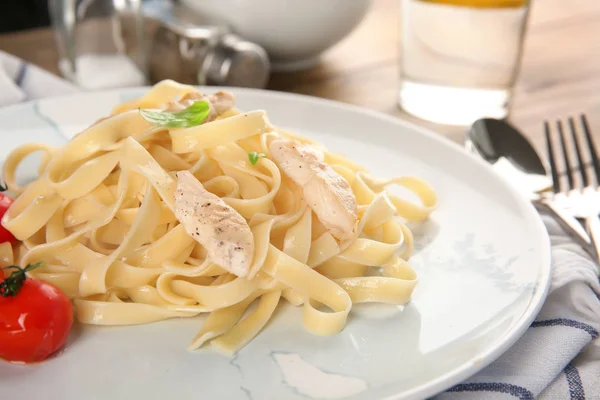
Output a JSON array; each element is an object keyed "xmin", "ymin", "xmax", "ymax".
[{"xmin": 468, "ymin": 116, "xmax": 600, "ymax": 266}]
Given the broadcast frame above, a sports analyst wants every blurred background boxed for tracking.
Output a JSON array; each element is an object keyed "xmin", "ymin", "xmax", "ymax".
[{"xmin": 0, "ymin": 0, "xmax": 598, "ymax": 153}]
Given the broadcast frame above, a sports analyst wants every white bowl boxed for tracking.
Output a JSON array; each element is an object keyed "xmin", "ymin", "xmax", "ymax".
[{"xmin": 181, "ymin": 0, "xmax": 372, "ymax": 71}]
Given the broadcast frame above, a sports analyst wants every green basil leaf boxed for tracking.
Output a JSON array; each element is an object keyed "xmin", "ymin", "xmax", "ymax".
[
  {"xmin": 248, "ymin": 151, "xmax": 267, "ymax": 165},
  {"xmin": 139, "ymin": 100, "xmax": 211, "ymax": 128}
]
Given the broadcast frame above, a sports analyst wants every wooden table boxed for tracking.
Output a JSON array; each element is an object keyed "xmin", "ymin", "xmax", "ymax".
[
  {"xmin": 1, "ymin": 0, "xmax": 599, "ymax": 158},
  {"xmin": 268, "ymin": 0, "xmax": 600, "ymax": 154}
]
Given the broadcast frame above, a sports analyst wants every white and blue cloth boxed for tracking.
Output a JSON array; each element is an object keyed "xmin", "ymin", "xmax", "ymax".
[
  {"xmin": 0, "ymin": 50, "xmax": 77, "ymax": 106},
  {"xmin": 1, "ymin": 50, "xmax": 599, "ymax": 400}
]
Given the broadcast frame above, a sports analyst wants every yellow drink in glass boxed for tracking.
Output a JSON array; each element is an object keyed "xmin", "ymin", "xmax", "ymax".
[
  {"xmin": 398, "ymin": 0, "xmax": 531, "ymax": 125},
  {"xmin": 421, "ymin": 0, "xmax": 526, "ymax": 7}
]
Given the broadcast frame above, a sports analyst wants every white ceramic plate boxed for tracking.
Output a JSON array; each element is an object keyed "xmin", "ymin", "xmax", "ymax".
[{"xmin": 0, "ymin": 89, "xmax": 550, "ymax": 400}]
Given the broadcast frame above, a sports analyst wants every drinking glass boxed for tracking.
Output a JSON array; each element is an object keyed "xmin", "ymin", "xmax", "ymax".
[
  {"xmin": 398, "ymin": 0, "xmax": 531, "ymax": 125},
  {"xmin": 49, "ymin": 0, "xmax": 148, "ymax": 89}
]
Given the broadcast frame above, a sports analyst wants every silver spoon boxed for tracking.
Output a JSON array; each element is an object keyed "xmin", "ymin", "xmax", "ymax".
[{"xmin": 466, "ymin": 118, "xmax": 593, "ymax": 251}]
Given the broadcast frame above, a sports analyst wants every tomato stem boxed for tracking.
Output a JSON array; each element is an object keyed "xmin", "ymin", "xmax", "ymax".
[
  {"xmin": 0, "ymin": 181, "xmax": 6, "ymax": 192},
  {"xmin": 0, "ymin": 262, "xmax": 43, "ymax": 297}
]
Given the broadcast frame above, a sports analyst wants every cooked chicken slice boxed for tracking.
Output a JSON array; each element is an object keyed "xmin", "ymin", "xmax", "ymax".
[
  {"xmin": 205, "ymin": 91, "xmax": 236, "ymax": 118},
  {"xmin": 269, "ymin": 139, "xmax": 358, "ymax": 241},
  {"xmin": 166, "ymin": 91, "xmax": 235, "ymax": 121},
  {"xmin": 174, "ymin": 171, "xmax": 254, "ymax": 277}
]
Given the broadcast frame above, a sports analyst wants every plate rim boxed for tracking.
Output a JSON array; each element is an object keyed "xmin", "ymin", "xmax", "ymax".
[{"xmin": 0, "ymin": 87, "xmax": 552, "ymax": 400}]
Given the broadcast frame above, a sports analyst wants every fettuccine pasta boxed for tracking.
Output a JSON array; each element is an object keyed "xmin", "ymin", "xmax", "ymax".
[{"xmin": 1, "ymin": 80, "xmax": 437, "ymax": 355}]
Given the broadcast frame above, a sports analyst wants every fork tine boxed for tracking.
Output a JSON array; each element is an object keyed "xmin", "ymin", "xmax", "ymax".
[
  {"xmin": 568, "ymin": 116, "xmax": 589, "ymax": 187},
  {"xmin": 557, "ymin": 119, "xmax": 575, "ymax": 190},
  {"xmin": 545, "ymin": 120, "xmax": 561, "ymax": 193},
  {"xmin": 580, "ymin": 114, "xmax": 600, "ymax": 185}
]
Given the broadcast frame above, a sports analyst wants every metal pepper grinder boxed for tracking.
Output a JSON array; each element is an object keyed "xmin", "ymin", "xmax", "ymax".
[{"xmin": 148, "ymin": 11, "xmax": 270, "ymax": 88}]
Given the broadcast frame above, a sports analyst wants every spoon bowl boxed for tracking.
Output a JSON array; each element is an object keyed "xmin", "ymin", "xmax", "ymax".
[{"xmin": 467, "ymin": 118, "xmax": 552, "ymax": 200}]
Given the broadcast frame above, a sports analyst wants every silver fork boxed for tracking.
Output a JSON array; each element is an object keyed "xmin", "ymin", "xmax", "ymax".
[{"xmin": 545, "ymin": 114, "xmax": 600, "ymax": 262}]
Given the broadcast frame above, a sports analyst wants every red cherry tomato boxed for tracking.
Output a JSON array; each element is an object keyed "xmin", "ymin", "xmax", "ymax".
[
  {"xmin": 0, "ymin": 264, "xmax": 74, "ymax": 363},
  {"xmin": 0, "ymin": 192, "xmax": 16, "ymax": 244}
]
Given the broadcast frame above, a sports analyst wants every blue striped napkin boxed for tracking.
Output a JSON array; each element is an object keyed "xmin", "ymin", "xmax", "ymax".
[
  {"xmin": 436, "ymin": 214, "xmax": 600, "ymax": 400},
  {"xmin": 0, "ymin": 50, "xmax": 77, "ymax": 107}
]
